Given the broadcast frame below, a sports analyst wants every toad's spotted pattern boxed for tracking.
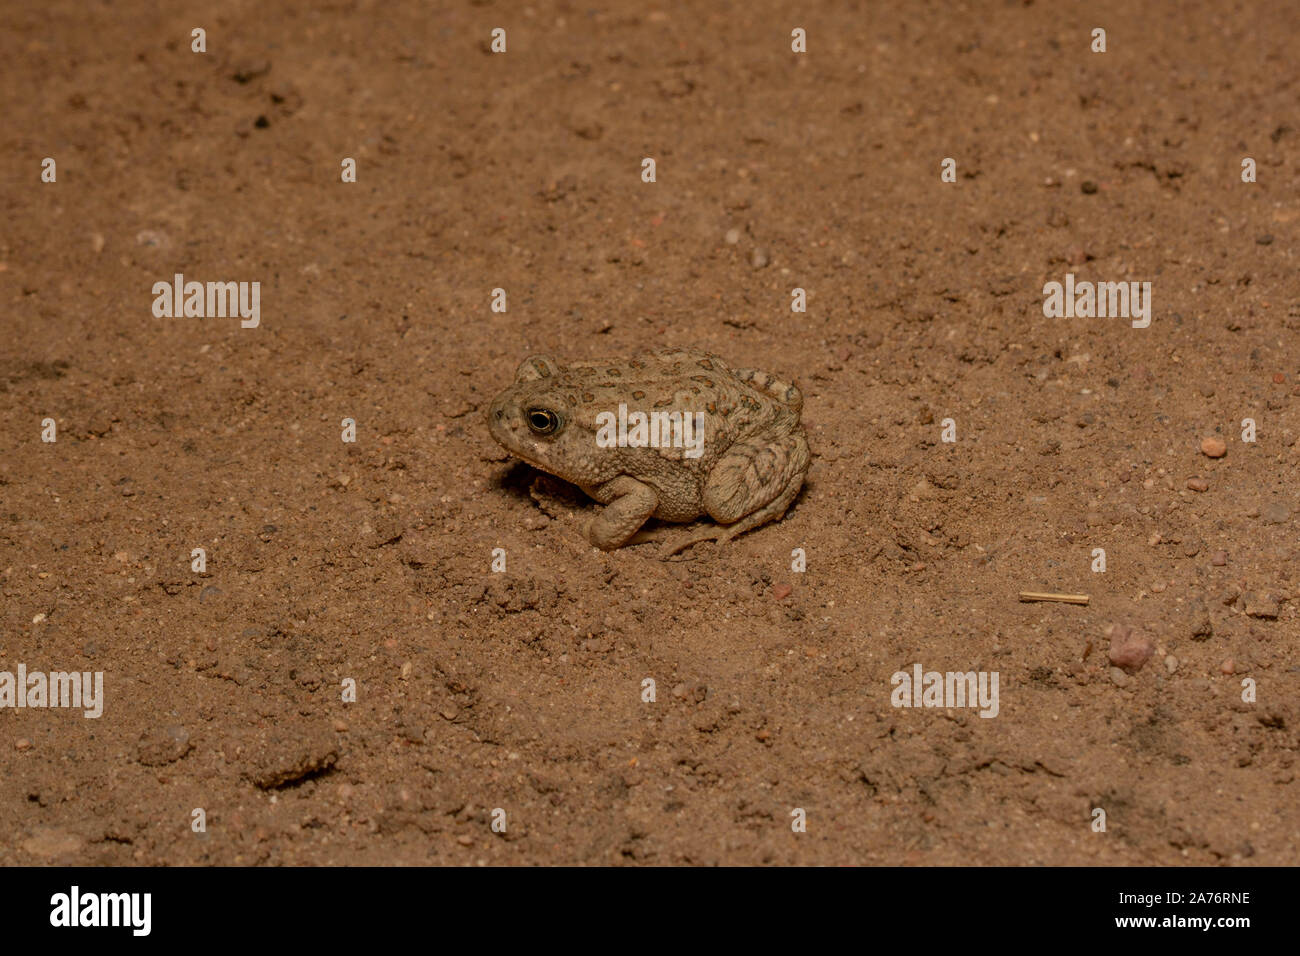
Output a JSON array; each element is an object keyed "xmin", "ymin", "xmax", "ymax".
[{"xmin": 487, "ymin": 347, "xmax": 809, "ymax": 555}]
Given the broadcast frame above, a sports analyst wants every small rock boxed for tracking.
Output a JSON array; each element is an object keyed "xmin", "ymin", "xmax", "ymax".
[
  {"xmin": 1165, "ymin": 655, "xmax": 1179, "ymax": 674},
  {"xmin": 231, "ymin": 59, "xmax": 272, "ymax": 84},
  {"xmin": 1186, "ymin": 477, "xmax": 1209, "ymax": 492},
  {"xmin": 1262, "ymin": 501, "xmax": 1290, "ymax": 524},
  {"xmin": 1107, "ymin": 624, "xmax": 1154, "ymax": 672},
  {"xmin": 724, "ymin": 228, "xmax": 741, "ymax": 245},
  {"xmin": 1200, "ymin": 436, "xmax": 1227, "ymax": 458},
  {"xmin": 15, "ymin": 738, "xmax": 32, "ymax": 751},
  {"xmin": 137, "ymin": 725, "xmax": 193, "ymax": 766},
  {"xmin": 1109, "ymin": 666, "xmax": 1131, "ymax": 687},
  {"xmin": 772, "ymin": 583, "xmax": 792, "ymax": 600},
  {"xmin": 750, "ymin": 247, "xmax": 770, "ymax": 269},
  {"xmin": 440, "ymin": 703, "xmax": 459, "ymax": 720},
  {"xmin": 1220, "ymin": 659, "xmax": 1235, "ymax": 675},
  {"xmin": 457, "ymin": 834, "xmax": 474, "ymax": 846},
  {"xmin": 1243, "ymin": 593, "xmax": 1280, "ymax": 619},
  {"xmin": 1187, "ymin": 601, "xmax": 1213, "ymax": 639},
  {"xmin": 1081, "ymin": 180, "xmax": 1098, "ymax": 194},
  {"xmin": 242, "ymin": 721, "xmax": 338, "ymax": 789},
  {"xmin": 1210, "ymin": 551, "xmax": 1228, "ymax": 567},
  {"xmin": 671, "ymin": 682, "xmax": 688, "ymax": 699}
]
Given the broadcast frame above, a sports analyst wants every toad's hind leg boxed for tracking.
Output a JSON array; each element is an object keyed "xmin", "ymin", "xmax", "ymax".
[{"xmin": 659, "ymin": 433, "xmax": 809, "ymax": 557}]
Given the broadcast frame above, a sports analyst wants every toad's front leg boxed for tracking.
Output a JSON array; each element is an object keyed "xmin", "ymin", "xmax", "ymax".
[{"xmin": 587, "ymin": 475, "xmax": 659, "ymax": 550}]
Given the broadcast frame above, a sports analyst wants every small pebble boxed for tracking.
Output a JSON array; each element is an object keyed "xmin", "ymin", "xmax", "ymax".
[
  {"xmin": 15, "ymin": 738, "xmax": 32, "ymax": 751},
  {"xmin": 332, "ymin": 719, "xmax": 349, "ymax": 733},
  {"xmin": 1243, "ymin": 593, "xmax": 1280, "ymax": 619},
  {"xmin": 1081, "ymin": 180, "xmax": 1098, "ymax": 194},
  {"xmin": 457, "ymin": 834, "xmax": 474, "ymax": 846},
  {"xmin": 1164, "ymin": 655, "xmax": 1179, "ymax": 674},
  {"xmin": 1108, "ymin": 667, "xmax": 1131, "ymax": 687},
  {"xmin": 1210, "ymin": 550, "xmax": 1228, "ymax": 567},
  {"xmin": 1272, "ymin": 373, "xmax": 1286, "ymax": 384},
  {"xmin": 440, "ymin": 704, "xmax": 458, "ymax": 720},
  {"xmin": 1261, "ymin": 501, "xmax": 1290, "ymax": 524},
  {"xmin": 671, "ymin": 682, "xmax": 688, "ymax": 699},
  {"xmin": 1200, "ymin": 436, "xmax": 1227, "ymax": 458},
  {"xmin": 772, "ymin": 583, "xmax": 792, "ymax": 600},
  {"xmin": 1186, "ymin": 477, "xmax": 1209, "ymax": 492},
  {"xmin": 1108, "ymin": 624, "xmax": 1154, "ymax": 672},
  {"xmin": 1220, "ymin": 659, "xmax": 1235, "ymax": 675},
  {"xmin": 724, "ymin": 228, "xmax": 741, "ymax": 245},
  {"xmin": 750, "ymin": 247, "xmax": 770, "ymax": 269}
]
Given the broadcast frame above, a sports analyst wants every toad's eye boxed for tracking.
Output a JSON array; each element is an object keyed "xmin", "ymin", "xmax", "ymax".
[{"xmin": 526, "ymin": 408, "xmax": 560, "ymax": 435}]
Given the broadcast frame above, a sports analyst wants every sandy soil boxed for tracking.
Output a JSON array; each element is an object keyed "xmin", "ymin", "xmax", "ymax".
[{"xmin": 1, "ymin": 0, "xmax": 1297, "ymax": 865}]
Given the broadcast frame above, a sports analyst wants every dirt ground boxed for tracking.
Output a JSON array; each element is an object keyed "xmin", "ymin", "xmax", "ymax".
[{"xmin": 1, "ymin": 0, "xmax": 1297, "ymax": 866}]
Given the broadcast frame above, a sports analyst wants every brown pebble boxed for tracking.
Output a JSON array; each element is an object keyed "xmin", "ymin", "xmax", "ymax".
[
  {"xmin": 1243, "ymin": 593, "xmax": 1280, "ymax": 619},
  {"xmin": 457, "ymin": 834, "xmax": 474, "ymax": 846},
  {"xmin": 772, "ymin": 583, "xmax": 792, "ymax": 600},
  {"xmin": 440, "ymin": 704, "xmax": 458, "ymax": 720},
  {"xmin": 1210, "ymin": 550, "xmax": 1228, "ymax": 567},
  {"xmin": 15, "ymin": 738, "xmax": 32, "ymax": 751},
  {"xmin": 332, "ymin": 719, "xmax": 349, "ymax": 733},
  {"xmin": 1108, "ymin": 666, "xmax": 1131, "ymax": 687},
  {"xmin": 1261, "ymin": 501, "xmax": 1290, "ymax": 524},
  {"xmin": 1273, "ymin": 373, "xmax": 1286, "ymax": 384},
  {"xmin": 1220, "ymin": 659, "xmax": 1235, "ymax": 675},
  {"xmin": 1107, "ymin": 624, "xmax": 1154, "ymax": 672},
  {"xmin": 1200, "ymin": 436, "xmax": 1227, "ymax": 458},
  {"xmin": 756, "ymin": 728, "xmax": 772, "ymax": 742},
  {"xmin": 1186, "ymin": 476, "xmax": 1209, "ymax": 492}
]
